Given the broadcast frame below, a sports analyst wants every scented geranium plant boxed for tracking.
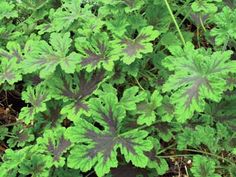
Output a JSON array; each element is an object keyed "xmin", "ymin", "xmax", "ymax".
[{"xmin": 0, "ymin": 0, "xmax": 236, "ymax": 177}]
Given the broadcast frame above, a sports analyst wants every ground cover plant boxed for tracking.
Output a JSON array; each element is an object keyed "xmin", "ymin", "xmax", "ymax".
[{"xmin": 0, "ymin": 0, "xmax": 236, "ymax": 176}]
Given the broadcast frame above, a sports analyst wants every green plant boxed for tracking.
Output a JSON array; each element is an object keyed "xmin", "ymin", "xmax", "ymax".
[{"xmin": 0, "ymin": 0, "xmax": 236, "ymax": 177}]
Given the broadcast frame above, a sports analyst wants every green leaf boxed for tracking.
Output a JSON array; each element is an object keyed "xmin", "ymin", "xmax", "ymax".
[
  {"xmin": 49, "ymin": 0, "xmax": 84, "ymax": 31},
  {"xmin": 0, "ymin": 149, "xmax": 26, "ymax": 177},
  {"xmin": 137, "ymin": 90, "xmax": 163, "ymax": 126},
  {"xmin": 19, "ymin": 85, "xmax": 50, "ymax": 124},
  {"xmin": 7, "ymin": 124, "xmax": 34, "ymax": 148},
  {"xmin": 37, "ymin": 127, "xmax": 71, "ymax": 168},
  {"xmin": 19, "ymin": 154, "xmax": 49, "ymax": 177},
  {"xmin": 0, "ymin": 41, "xmax": 23, "ymax": 62},
  {"xmin": 48, "ymin": 70, "xmax": 104, "ymax": 120},
  {"xmin": 120, "ymin": 86, "xmax": 147, "ymax": 111},
  {"xmin": 0, "ymin": 127, "xmax": 8, "ymax": 141},
  {"xmin": 191, "ymin": 0, "xmax": 221, "ymax": 14},
  {"xmin": 66, "ymin": 92, "xmax": 152, "ymax": 177},
  {"xmin": 191, "ymin": 155, "xmax": 220, "ymax": 177},
  {"xmin": 122, "ymin": 0, "xmax": 145, "ymax": 13},
  {"xmin": 23, "ymin": 33, "xmax": 80, "ymax": 78},
  {"xmin": 146, "ymin": 137, "xmax": 169, "ymax": 175},
  {"xmin": 177, "ymin": 125, "xmax": 223, "ymax": 152},
  {"xmin": 210, "ymin": 6, "xmax": 236, "ymax": 46},
  {"xmin": 162, "ymin": 42, "xmax": 235, "ymax": 122},
  {"xmin": 106, "ymin": 16, "xmax": 129, "ymax": 36},
  {"xmin": 75, "ymin": 32, "xmax": 121, "ymax": 71},
  {"xmin": 116, "ymin": 26, "xmax": 159, "ymax": 64},
  {"xmin": 0, "ymin": 1, "xmax": 18, "ymax": 20},
  {"xmin": 0, "ymin": 58, "xmax": 22, "ymax": 85}
]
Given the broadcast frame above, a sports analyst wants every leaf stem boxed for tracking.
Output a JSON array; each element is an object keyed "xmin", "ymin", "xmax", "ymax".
[{"xmin": 164, "ymin": 0, "xmax": 186, "ymax": 45}]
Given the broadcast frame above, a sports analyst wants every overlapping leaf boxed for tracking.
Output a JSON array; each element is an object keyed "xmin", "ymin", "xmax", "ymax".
[
  {"xmin": 191, "ymin": 155, "xmax": 220, "ymax": 177},
  {"xmin": 49, "ymin": 0, "xmax": 93, "ymax": 32},
  {"xmin": 19, "ymin": 85, "xmax": 51, "ymax": 124},
  {"xmin": 7, "ymin": 124, "xmax": 34, "ymax": 148},
  {"xmin": 210, "ymin": 6, "xmax": 236, "ymax": 46},
  {"xmin": 136, "ymin": 90, "xmax": 162, "ymax": 126},
  {"xmin": 177, "ymin": 125, "xmax": 227, "ymax": 152},
  {"xmin": 23, "ymin": 33, "xmax": 80, "ymax": 78},
  {"xmin": 48, "ymin": 70, "xmax": 104, "ymax": 120},
  {"xmin": 191, "ymin": 0, "xmax": 221, "ymax": 14},
  {"xmin": 115, "ymin": 26, "xmax": 159, "ymax": 64},
  {"xmin": 37, "ymin": 127, "xmax": 71, "ymax": 167},
  {"xmin": 75, "ymin": 32, "xmax": 121, "ymax": 71},
  {"xmin": 0, "ymin": 41, "xmax": 23, "ymax": 62},
  {"xmin": 162, "ymin": 42, "xmax": 236, "ymax": 122},
  {"xmin": 0, "ymin": 58, "xmax": 22, "ymax": 85},
  {"xmin": 65, "ymin": 93, "xmax": 152, "ymax": 177},
  {"xmin": 0, "ymin": 1, "xmax": 18, "ymax": 20},
  {"xmin": 0, "ymin": 41, "xmax": 24, "ymax": 85},
  {"xmin": 146, "ymin": 137, "xmax": 169, "ymax": 175},
  {"xmin": 0, "ymin": 149, "xmax": 26, "ymax": 177},
  {"xmin": 18, "ymin": 154, "xmax": 49, "ymax": 177}
]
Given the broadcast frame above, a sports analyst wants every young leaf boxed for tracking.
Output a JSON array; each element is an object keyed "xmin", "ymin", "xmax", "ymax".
[
  {"xmin": 120, "ymin": 86, "xmax": 147, "ymax": 111},
  {"xmin": 106, "ymin": 16, "xmax": 129, "ymax": 36},
  {"xmin": 66, "ymin": 93, "xmax": 152, "ymax": 177},
  {"xmin": 136, "ymin": 90, "xmax": 163, "ymax": 126},
  {"xmin": 162, "ymin": 42, "xmax": 235, "ymax": 122}
]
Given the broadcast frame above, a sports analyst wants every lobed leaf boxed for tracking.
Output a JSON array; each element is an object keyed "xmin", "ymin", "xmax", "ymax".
[
  {"xmin": 66, "ymin": 93, "xmax": 152, "ymax": 176},
  {"xmin": 162, "ymin": 42, "xmax": 236, "ymax": 122},
  {"xmin": 116, "ymin": 26, "xmax": 160, "ymax": 64}
]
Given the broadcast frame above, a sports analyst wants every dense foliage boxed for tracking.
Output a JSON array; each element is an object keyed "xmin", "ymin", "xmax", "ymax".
[{"xmin": 0, "ymin": 0, "xmax": 236, "ymax": 176}]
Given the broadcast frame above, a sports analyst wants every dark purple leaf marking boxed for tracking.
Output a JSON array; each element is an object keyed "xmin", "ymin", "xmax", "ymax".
[
  {"xmin": 121, "ymin": 34, "xmax": 148, "ymax": 57},
  {"xmin": 80, "ymin": 42, "xmax": 108, "ymax": 67},
  {"xmin": 47, "ymin": 136, "xmax": 71, "ymax": 162}
]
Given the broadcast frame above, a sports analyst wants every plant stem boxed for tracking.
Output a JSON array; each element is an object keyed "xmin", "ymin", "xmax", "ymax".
[
  {"xmin": 183, "ymin": 149, "xmax": 236, "ymax": 166},
  {"xmin": 134, "ymin": 78, "xmax": 145, "ymax": 91},
  {"xmin": 156, "ymin": 143, "xmax": 176, "ymax": 155},
  {"xmin": 119, "ymin": 120, "xmax": 163, "ymax": 136},
  {"xmin": 196, "ymin": 27, "xmax": 201, "ymax": 47},
  {"xmin": 179, "ymin": 9, "xmax": 192, "ymax": 28},
  {"xmin": 164, "ymin": 0, "xmax": 186, "ymax": 45},
  {"xmin": 157, "ymin": 154, "xmax": 194, "ymax": 158},
  {"xmin": 199, "ymin": 14, "xmax": 206, "ymax": 32}
]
